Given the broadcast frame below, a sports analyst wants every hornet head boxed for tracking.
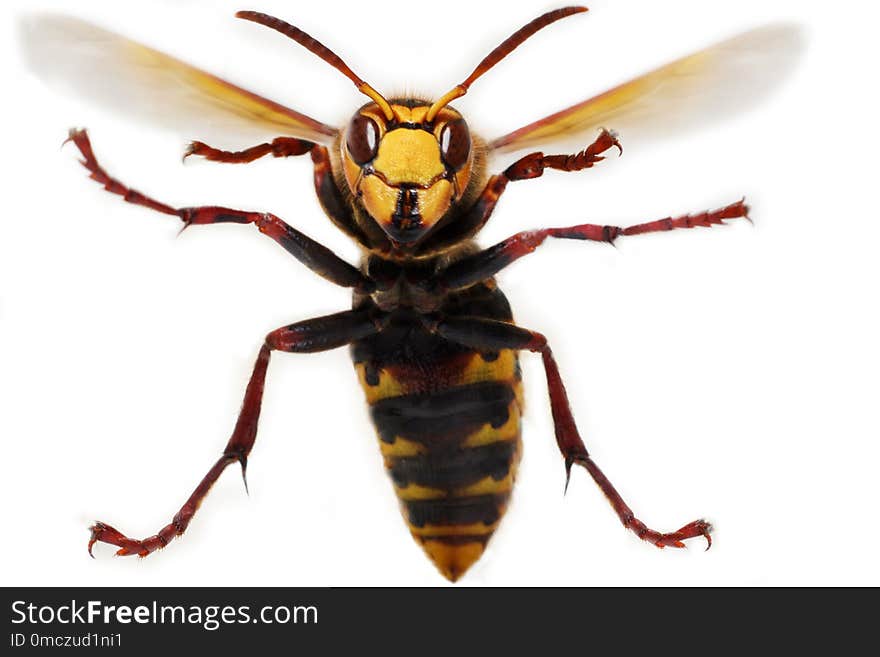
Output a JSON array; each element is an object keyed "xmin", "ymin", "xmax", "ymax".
[
  {"xmin": 236, "ymin": 6, "xmax": 588, "ymax": 250},
  {"xmin": 341, "ymin": 102, "xmax": 473, "ymax": 246}
]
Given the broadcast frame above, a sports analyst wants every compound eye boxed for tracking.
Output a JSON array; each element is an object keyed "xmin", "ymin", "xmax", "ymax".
[
  {"xmin": 439, "ymin": 119, "xmax": 471, "ymax": 171},
  {"xmin": 346, "ymin": 115, "xmax": 379, "ymax": 165}
]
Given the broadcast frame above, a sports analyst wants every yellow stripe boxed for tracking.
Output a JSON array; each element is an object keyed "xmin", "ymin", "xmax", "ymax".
[
  {"xmin": 460, "ymin": 402, "xmax": 520, "ymax": 448},
  {"xmin": 355, "ymin": 350, "xmax": 520, "ymax": 405},
  {"xmin": 459, "ymin": 350, "xmax": 518, "ymax": 386},
  {"xmin": 379, "ymin": 436, "xmax": 426, "ymax": 458},
  {"xmin": 396, "ymin": 472, "xmax": 518, "ymax": 501},
  {"xmin": 395, "ymin": 482, "xmax": 446, "ymax": 501},
  {"xmin": 408, "ymin": 520, "xmax": 500, "ymax": 538},
  {"xmin": 454, "ymin": 472, "xmax": 515, "ymax": 497},
  {"xmin": 354, "ymin": 363, "xmax": 405, "ymax": 404}
]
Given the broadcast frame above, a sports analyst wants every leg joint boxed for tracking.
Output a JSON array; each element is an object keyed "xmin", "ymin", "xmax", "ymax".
[{"xmin": 526, "ymin": 331, "xmax": 548, "ymax": 353}]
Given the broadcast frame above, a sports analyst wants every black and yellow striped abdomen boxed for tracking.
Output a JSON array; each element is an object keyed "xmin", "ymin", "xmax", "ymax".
[{"xmin": 351, "ymin": 284, "xmax": 523, "ymax": 581}]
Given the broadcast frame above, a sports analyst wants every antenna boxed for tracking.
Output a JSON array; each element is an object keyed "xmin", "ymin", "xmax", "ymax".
[
  {"xmin": 236, "ymin": 10, "xmax": 395, "ymax": 120},
  {"xmin": 426, "ymin": 7, "xmax": 588, "ymax": 121}
]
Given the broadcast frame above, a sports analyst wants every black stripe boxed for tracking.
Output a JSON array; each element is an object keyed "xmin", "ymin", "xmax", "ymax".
[
  {"xmin": 404, "ymin": 494, "xmax": 508, "ymax": 528},
  {"xmin": 416, "ymin": 534, "xmax": 492, "ymax": 547},
  {"xmin": 389, "ymin": 440, "xmax": 517, "ymax": 489},
  {"xmin": 371, "ymin": 381, "xmax": 514, "ymax": 445},
  {"xmin": 384, "ymin": 121, "xmax": 432, "ymax": 131}
]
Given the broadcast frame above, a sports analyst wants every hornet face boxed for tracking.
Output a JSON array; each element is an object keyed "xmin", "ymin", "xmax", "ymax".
[{"xmin": 341, "ymin": 102, "xmax": 474, "ymax": 246}]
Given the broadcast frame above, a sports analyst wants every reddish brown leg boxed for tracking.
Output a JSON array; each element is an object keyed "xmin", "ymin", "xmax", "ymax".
[
  {"xmin": 65, "ymin": 128, "xmax": 372, "ymax": 292},
  {"xmin": 503, "ymin": 128, "xmax": 622, "ymax": 181},
  {"xmin": 183, "ymin": 137, "xmax": 314, "ymax": 163},
  {"xmin": 88, "ymin": 309, "xmax": 385, "ymax": 558},
  {"xmin": 436, "ymin": 199, "xmax": 750, "ymax": 291},
  {"xmin": 428, "ymin": 130, "xmax": 622, "ymax": 251},
  {"xmin": 168, "ymin": 132, "xmax": 373, "ymax": 249},
  {"xmin": 88, "ymin": 343, "xmax": 271, "ymax": 557},
  {"xmin": 64, "ymin": 128, "xmax": 178, "ymax": 217},
  {"xmin": 429, "ymin": 315, "xmax": 712, "ymax": 550}
]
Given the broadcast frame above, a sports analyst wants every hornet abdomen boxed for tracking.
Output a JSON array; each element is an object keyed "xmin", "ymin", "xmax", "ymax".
[{"xmin": 351, "ymin": 283, "xmax": 523, "ymax": 581}]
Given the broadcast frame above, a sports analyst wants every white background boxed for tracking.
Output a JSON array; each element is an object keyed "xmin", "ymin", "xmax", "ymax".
[{"xmin": 1, "ymin": 0, "xmax": 878, "ymax": 587}]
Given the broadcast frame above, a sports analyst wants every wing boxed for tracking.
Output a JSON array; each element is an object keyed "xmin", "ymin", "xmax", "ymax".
[
  {"xmin": 489, "ymin": 24, "xmax": 804, "ymax": 155},
  {"xmin": 19, "ymin": 14, "xmax": 339, "ymax": 146}
]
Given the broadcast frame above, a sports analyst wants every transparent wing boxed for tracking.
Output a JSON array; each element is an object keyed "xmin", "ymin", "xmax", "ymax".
[
  {"xmin": 19, "ymin": 14, "xmax": 339, "ymax": 145},
  {"xmin": 489, "ymin": 24, "xmax": 804, "ymax": 154}
]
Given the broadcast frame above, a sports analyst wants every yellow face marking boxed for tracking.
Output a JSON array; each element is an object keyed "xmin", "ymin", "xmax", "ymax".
[
  {"xmin": 393, "ymin": 105, "xmax": 429, "ymax": 123},
  {"xmin": 356, "ymin": 174, "xmax": 397, "ymax": 226},
  {"xmin": 413, "ymin": 179, "xmax": 453, "ymax": 227},
  {"xmin": 354, "ymin": 174, "xmax": 454, "ymax": 231},
  {"xmin": 372, "ymin": 129, "xmax": 444, "ymax": 186},
  {"xmin": 341, "ymin": 103, "xmax": 474, "ymax": 242}
]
